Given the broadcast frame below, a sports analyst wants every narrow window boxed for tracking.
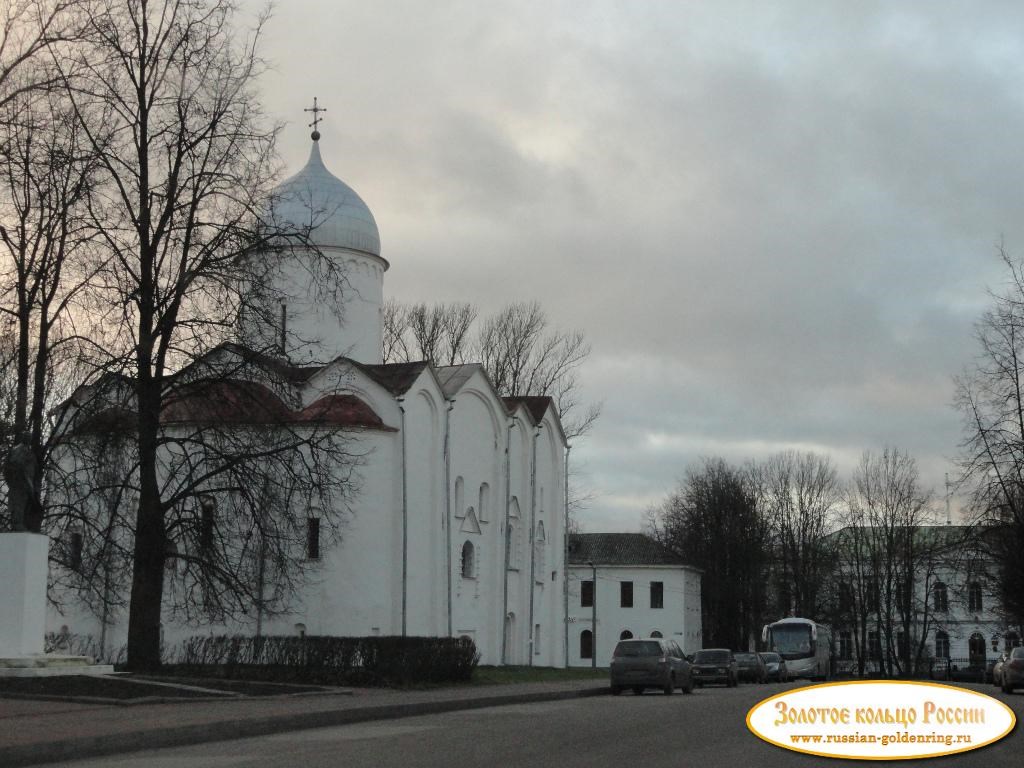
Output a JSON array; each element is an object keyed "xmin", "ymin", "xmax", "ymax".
[
  {"xmin": 69, "ymin": 531, "xmax": 83, "ymax": 571},
  {"xmin": 461, "ymin": 540, "xmax": 475, "ymax": 579},
  {"xmin": 967, "ymin": 582, "xmax": 983, "ymax": 612},
  {"xmin": 306, "ymin": 517, "xmax": 321, "ymax": 560},
  {"xmin": 932, "ymin": 582, "xmax": 948, "ymax": 612},
  {"xmin": 839, "ymin": 630, "xmax": 852, "ymax": 660},
  {"xmin": 478, "ymin": 482, "xmax": 490, "ymax": 522},
  {"xmin": 934, "ymin": 631, "xmax": 949, "ymax": 659},
  {"xmin": 199, "ymin": 497, "xmax": 216, "ymax": 551},
  {"xmin": 620, "ymin": 581, "xmax": 633, "ymax": 608},
  {"xmin": 581, "ymin": 580, "xmax": 594, "ymax": 607},
  {"xmin": 650, "ymin": 581, "xmax": 664, "ymax": 609},
  {"xmin": 534, "ymin": 624, "xmax": 541, "ymax": 655},
  {"xmin": 580, "ymin": 630, "xmax": 593, "ymax": 659}
]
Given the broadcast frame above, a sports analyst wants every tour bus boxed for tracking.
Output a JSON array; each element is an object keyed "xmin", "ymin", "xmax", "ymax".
[{"xmin": 761, "ymin": 617, "xmax": 832, "ymax": 681}]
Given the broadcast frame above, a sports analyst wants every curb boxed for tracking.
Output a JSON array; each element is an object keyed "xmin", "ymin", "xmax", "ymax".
[{"xmin": 0, "ymin": 686, "xmax": 609, "ymax": 767}]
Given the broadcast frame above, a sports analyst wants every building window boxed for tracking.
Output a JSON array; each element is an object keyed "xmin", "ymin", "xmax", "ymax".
[
  {"xmin": 838, "ymin": 582, "xmax": 854, "ymax": 612},
  {"xmin": 620, "ymin": 630, "xmax": 633, "ymax": 641},
  {"xmin": 935, "ymin": 631, "xmax": 949, "ymax": 659},
  {"xmin": 581, "ymin": 579, "xmax": 594, "ymax": 608},
  {"xmin": 650, "ymin": 581, "xmax": 664, "ymax": 609},
  {"xmin": 650, "ymin": 630, "xmax": 663, "ymax": 638},
  {"xmin": 868, "ymin": 631, "xmax": 881, "ymax": 660},
  {"xmin": 967, "ymin": 582, "xmax": 983, "ymax": 612},
  {"xmin": 478, "ymin": 482, "xmax": 490, "ymax": 522},
  {"xmin": 839, "ymin": 630, "xmax": 852, "ymax": 660},
  {"xmin": 68, "ymin": 531, "xmax": 83, "ymax": 571},
  {"xmin": 461, "ymin": 541, "xmax": 475, "ymax": 579},
  {"xmin": 621, "ymin": 581, "xmax": 633, "ymax": 608},
  {"xmin": 580, "ymin": 630, "xmax": 593, "ymax": 659},
  {"xmin": 866, "ymin": 577, "xmax": 879, "ymax": 613},
  {"xmin": 534, "ymin": 624, "xmax": 541, "ymax": 655},
  {"xmin": 932, "ymin": 582, "xmax": 948, "ymax": 612},
  {"xmin": 199, "ymin": 496, "xmax": 216, "ymax": 551},
  {"xmin": 306, "ymin": 518, "xmax": 320, "ymax": 560},
  {"xmin": 1005, "ymin": 631, "xmax": 1020, "ymax": 650}
]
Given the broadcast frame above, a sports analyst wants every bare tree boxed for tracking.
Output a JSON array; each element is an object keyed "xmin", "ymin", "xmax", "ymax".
[
  {"xmin": 0, "ymin": 78, "xmax": 103, "ymax": 532},
  {"xmin": 649, "ymin": 457, "xmax": 771, "ymax": 649},
  {"xmin": 49, "ymin": 0, "xmax": 357, "ymax": 671},
  {"xmin": 838, "ymin": 448, "xmax": 937, "ymax": 676},
  {"xmin": 754, "ymin": 450, "xmax": 840, "ymax": 620},
  {"xmin": 956, "ymin": 245, "xmax": 1024, "ymax": 631},
  {"xmin": 386, "ymin": 300, "xmax": 600, "ymax": 440},
  {"xmin": 0, "ymin": 0, "xmax": 83, "ymax": 113}
]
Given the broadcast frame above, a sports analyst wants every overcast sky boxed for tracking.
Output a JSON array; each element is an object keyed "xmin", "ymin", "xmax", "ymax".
[{"xmin": 248, "ymin": 0, "xmax": 1024, "ymax": 531}]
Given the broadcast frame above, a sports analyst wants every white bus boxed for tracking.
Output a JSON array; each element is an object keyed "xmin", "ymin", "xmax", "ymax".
[{"xmin": 761, "ymin": 617, "xmax": 832, "ymax": 681}]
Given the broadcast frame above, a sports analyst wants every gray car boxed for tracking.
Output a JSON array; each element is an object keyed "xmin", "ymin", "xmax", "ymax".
[
  {"xmin": 1001, "ymin": 646, "xmax": 1024, "ymax": 693},
  {"xmin": 610, "ymin": 638, "xmax": 694, "ymax": 695},
  {"xmin": 691, "ymin": 648, "xmax": 739, "ymax": 687}
]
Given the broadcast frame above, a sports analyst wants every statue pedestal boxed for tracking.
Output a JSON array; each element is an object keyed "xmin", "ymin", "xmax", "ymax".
[
  {"xmin": 0, "ymin": 533, "xmax": 114, "ymax": 677},
  {"xmin": 0, "ymin": 532, "xmax": 48, "ymax": 657}
]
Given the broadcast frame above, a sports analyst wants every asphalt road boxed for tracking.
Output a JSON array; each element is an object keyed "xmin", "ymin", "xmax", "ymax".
[{"xmin": 42, "ymin": 682, "xmax": 1024, "ymax": 768}]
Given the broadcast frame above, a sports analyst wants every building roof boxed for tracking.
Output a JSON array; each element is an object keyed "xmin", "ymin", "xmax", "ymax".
[
  {"xmin": 503, "ymin": 395, "xmax": 552, "ymax": 424},
  {"xmin": 353, "ymin": 360, "xmax": 430, "ymax": 396},
  {"xmin": 268, "ymin": 139, "xmax": 381, "ymax": 257},
  {"xmin": 568, "ymin": 533, "xmax": 690, "ymax": 567},
  {"xmin": 434, "ymin": 364, "xmax": 479, "ymax": 398}
]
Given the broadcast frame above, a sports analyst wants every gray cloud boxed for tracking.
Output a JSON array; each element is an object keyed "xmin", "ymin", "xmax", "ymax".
[{"xmin": 252, "ymin": 0, "xmax": 1024, "ymax": 530}]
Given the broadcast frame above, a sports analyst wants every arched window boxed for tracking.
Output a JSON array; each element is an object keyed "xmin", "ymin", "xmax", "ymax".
[
  {"xmin": 935, "ymin": 631, "xmax": 949, "ymax": 659},
  {"xmin": 478, "ymin": 482, "xmax": 490, "ymax": 522},
  {"xmin": 968, "ymin": 632, "xmax": 986, "ymax": 666},
  {"xmin": 461, "ymin": 540, "xmax": 475, "ymax": 579},
  {"xmin": 454, "ymin": 477, "xmax": 465, "ymax": 518},
  {"xmin": 967, "ymin": 582, "xmax": 983, "ymax": 612},
  {"xmin": 650, "ymin": 630, "xmax": 663, "ymax": 638},
  {"xmin": 932, "ymin": 582, "xmax": 948, "ymax": 612},
  {"xmin": 580, "ymin": 630, "xmax": 593, "ymax": 659},
  {"xmin": 620, "ymin": 630, "xmax": 633, "ymax": 641},
  {"xmin": 534, "ymin": 521, "xmax": 546, "ymax": 583}
]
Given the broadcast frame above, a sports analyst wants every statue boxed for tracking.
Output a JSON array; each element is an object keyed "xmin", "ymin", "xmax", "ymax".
[{"xmin": 4, "ymin": 442, "xmax": 40, "ymax": 532}]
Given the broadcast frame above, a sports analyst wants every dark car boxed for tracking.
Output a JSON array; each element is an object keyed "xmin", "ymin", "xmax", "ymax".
[
  {"xmin": 1001, "ymin": 646, "xmax": 1024, "ymax": 693},
  {"xmin": 759, "ymin": 652, "xmax": 789, "ymax": 682},
  {"xmin": 610, "ymin": 638, "xmax": 694, "ymax": 696},
  {"xmin": 735, "ymin": 652, "xmax": 767, "ymax": 683},
  {"xmin": 690, "ymin": 648, "xmax": 738, "ymax": 687}
]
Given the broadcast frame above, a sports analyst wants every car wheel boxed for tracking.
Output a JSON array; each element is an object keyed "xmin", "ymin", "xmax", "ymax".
[
  {"xmin": 664, "ymin": 674, "xmax": 675, "ymax": 695},
  {"xmin": 633, "ymin": 686, "xmax": 644, "ymax": 695},
  {"xmin": 611, "ymin": 685, "xmax": 622, "ymax": 696},
  {"xmin": 683, "ymin": 675, "xmax": 694, "ymax": 694}
]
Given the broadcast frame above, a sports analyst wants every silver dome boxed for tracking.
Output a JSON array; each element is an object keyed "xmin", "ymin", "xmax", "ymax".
[{"xmin": 269, "ymin": 141, "xmax": 381, "ymax": 256}]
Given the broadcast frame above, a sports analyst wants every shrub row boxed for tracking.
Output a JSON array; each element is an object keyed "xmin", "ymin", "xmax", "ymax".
[{"xmin": 169, "ymin": 634, "xmax": 480, "ymax": 686}]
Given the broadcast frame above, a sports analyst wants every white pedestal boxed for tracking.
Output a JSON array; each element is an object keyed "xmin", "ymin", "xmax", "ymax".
[{"xmin": 0, "ymin": 532, "xmax": 48, "ymax": 656}]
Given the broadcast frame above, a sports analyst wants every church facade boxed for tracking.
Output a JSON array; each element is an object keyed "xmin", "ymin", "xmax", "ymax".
[{"xmin": 47, "ymin": 134, "xmax": 569, "ymax": 667}]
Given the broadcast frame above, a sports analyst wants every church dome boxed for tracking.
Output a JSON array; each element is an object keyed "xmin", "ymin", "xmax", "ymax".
[{"xmin": 269, "ymin": 139, "xmax": 381, "ymax": 256}]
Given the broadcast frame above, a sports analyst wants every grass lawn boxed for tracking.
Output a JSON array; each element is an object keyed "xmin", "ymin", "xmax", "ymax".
[{"xmin": 471, "ymin": 665, "xmax": 608, "ymax": 685}]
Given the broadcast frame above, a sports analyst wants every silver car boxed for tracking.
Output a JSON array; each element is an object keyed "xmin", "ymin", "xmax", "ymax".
[
  {"xmin": 1001, "ymin": 646, "xmax": 1024, "ymax": 693},
  {"xmin": 610, "ymin": 638, "xmax": 694, "ymax": 695}
]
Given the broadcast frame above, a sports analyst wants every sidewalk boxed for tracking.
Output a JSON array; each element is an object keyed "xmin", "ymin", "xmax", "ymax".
[{"xmin": 0, "ymin": 679, "xmax": 609, "ymax": 767}]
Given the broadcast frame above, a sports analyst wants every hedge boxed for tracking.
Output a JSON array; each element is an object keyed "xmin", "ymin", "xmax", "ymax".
[{"xmin": 169, "ymin": 634, "xmax": 480, "ymax": 686}]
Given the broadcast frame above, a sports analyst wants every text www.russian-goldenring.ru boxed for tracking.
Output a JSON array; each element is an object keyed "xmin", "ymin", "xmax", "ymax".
[{"xmin": 789, "ymin": 732, "xmax": 973, "ymax": 747}]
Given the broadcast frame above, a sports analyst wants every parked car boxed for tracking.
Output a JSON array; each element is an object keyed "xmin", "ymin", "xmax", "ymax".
[
  {"xmin": 610, "ymin": 638, "xmax": 694, "ymax": 696},
  {"xmin": 1001, "ymin": 646, "xmax": 1024, "ymax": 693},
  {"xmin": 691, "ymin": 648, "xmax": 739, "ymax": 687},
  {"xmin": 993, "ymin": 651, "xmax": 1009, "ymax": 688},
  {"xmin": 759, "ymin": 652, "xmax": 789, "ymax": 682},
  {"xmin": 735, "ymin": 652, "xmax": 767, "ymax": 683}
]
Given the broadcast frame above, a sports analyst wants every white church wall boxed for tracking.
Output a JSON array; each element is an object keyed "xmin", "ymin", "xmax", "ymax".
[{"xmin": 448, "ymin": 385, "xmax": 504, "ymax": 664}]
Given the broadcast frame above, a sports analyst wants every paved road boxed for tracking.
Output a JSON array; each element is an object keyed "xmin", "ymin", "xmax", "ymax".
[{"xmin": 40, "ymin": 682, "xmax": 1024, "ymax": 768}]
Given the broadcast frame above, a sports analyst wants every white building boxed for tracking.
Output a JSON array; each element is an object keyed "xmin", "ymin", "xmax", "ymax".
[
  {"xmin": 567, "ymin": 533, "xmax": 702, "ymax": 666},
  {"xmin": 47, "ymin": 132, "xmax": 568, "ymax": 667}
]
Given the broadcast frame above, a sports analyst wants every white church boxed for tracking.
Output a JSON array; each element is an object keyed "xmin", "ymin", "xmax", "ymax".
[{"xmin": 47, "ymin": 129, "xmax": 569, "ymax": 667}]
